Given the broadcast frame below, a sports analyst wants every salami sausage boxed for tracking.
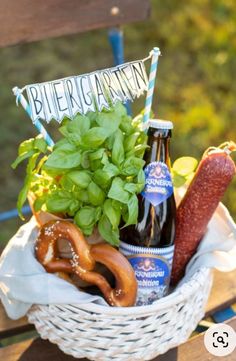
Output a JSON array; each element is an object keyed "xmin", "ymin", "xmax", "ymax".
[{"xmin": 171, "ymin": 143, "xmax": 236, "ymax": 285}]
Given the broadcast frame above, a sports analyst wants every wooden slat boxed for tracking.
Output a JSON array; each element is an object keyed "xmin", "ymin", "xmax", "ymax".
[
  {"xmin": 1, "ymin": 318, "xmax": 235, "ymax": 361},
  {"xmin": 0, "ymin": 0, "xmax": 151, "ymax": 48},
  {"xmin": 153, "ymin": 317, "xmax": 236, "ymax": 361},
  {"xmin": 206, "ymin": 270, "xmax": 236, "ymax": 316},
  {"xmin": 0, "ymin": 303, "xmax": 34, "ymax": 338},
  {"xmin": 0, "ymin": 338, "xmax": 87, "ymax": 360}
]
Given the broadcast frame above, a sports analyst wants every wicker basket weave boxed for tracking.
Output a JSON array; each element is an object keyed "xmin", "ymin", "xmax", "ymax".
[{"xmin": 27, "ymin": 267, "xmax": 213, "ymax": 361}]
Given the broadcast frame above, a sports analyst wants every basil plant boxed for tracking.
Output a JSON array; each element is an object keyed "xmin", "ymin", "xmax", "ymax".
[{"xmin": 12, "ymin": 103, "xmax": 148, "ymax": 246}]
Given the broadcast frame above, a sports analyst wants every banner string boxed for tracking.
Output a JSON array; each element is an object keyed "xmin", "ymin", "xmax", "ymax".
[
  {"xmin": 13, "ymin": 48, "xmax": 160, "ymax": 145},
  {"xmin": 14, "ymin": 53, "xmax": 153, "ymax": 96}
]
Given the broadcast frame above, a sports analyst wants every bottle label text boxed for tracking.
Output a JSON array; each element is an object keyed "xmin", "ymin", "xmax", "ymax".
[
  {"xmin": 120, "ymin": 242, "xmax": 174, "ymax": 306},
  {"xmin": 141, "ymin": 161, "xmax": 173, "ymax": 207}
]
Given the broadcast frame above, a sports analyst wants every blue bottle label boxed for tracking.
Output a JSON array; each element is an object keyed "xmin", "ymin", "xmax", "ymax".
[
  {"xmin": 119, "ymin": 242, "xmax": 174, "ymax": 306},
  {"xmin": 141, "ymin": 161, "xmax": 173, "ymax": 207}
]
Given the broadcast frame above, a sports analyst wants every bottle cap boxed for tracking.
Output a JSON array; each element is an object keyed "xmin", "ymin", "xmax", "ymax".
[{"xmin": 148, "ymin": 119, "xmax": 173, "ymax": 130}]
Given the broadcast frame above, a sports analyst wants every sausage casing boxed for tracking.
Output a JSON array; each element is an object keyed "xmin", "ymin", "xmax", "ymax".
[{"xmin": 171, "ymin": 147, "xmax": 235, "ymax": 284}]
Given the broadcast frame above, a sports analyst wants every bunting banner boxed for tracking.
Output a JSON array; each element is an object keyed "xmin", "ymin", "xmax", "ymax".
[{"xmin": 23, "ymin": 59, "xmax": 149, "ymax": 124}]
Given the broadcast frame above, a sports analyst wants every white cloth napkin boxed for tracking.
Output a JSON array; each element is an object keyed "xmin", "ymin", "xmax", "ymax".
[{"xmin": 0, "ymin": 203, "xmax": 236, "ymax": 320}]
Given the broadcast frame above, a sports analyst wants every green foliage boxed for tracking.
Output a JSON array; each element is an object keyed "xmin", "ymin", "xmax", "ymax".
[
  {"xmin": 12, "ymin": 104, "xmax": 147, "ymax": 245},
  {"xmin": 67, "ymin": 170, "xmax": 91, "ymax": 188},
  {"xmin": 11, "ymin": 135, "xmax": 48, "ymax": 169},
  {"xmin": 98, "ymin": 214, "xmax": 120, "ymax": 247}
]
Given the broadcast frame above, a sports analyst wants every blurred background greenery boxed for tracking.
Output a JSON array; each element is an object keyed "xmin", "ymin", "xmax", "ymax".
[{"xmin": 0, "ymin": 0, "xmax": 235, "ymax": 248}]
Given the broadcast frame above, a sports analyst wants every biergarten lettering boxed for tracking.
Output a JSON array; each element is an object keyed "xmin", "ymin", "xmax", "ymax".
[{"xmin": 25, "ymin": 60, "xmax": 148, "ymax": 123}]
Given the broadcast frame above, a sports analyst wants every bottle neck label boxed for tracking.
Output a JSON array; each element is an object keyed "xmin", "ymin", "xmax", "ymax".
[
  {"xmin": 141, "ymin": 161, "xmax": 173, "ymax": 207},
  {"xmin": 119, "ymin": 242, "xmax": 174, "ymax": 306}
]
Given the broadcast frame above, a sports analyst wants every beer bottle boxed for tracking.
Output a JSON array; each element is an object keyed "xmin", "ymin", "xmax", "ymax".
[{"xmin": 120, "ymin": 119, "xmax": 176, "ymax": 306}]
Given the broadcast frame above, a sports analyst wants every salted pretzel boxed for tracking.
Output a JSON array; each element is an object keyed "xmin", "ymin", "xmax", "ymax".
[{"xmin": 35, "ymin": 220, "xmax": 137, "ymax": 307}]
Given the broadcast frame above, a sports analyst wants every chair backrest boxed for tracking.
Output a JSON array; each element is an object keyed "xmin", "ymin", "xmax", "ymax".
[{"xmin": 0, "ymin": 0, "xmax": 150, "ymax": 47}]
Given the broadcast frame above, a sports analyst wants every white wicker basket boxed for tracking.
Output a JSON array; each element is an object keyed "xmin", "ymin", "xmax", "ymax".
[{"xmin": 27, "ymin": 267, "xmax": 213, "ymax": 361}]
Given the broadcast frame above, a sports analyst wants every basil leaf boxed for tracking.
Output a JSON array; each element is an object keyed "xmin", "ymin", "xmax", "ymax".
[
  {"xmin": 108, "ymin": 177, "xmax": 130, "ymax": 204},
  {"xmin": 17, "ymin": 183, "xmax": 29, "ymax": 220},
  {"xmin": 33, "ymin": 195, "xmax": 47, "ymax": 212},
  {"xmin": 53, "ymin": 139, "xmax": 77, "ymax": 152},
  {"xmin": 45, "ymin": 149, "xmax": 81, "ymax": 169},
  {"xmin": 125, "ymin": 194, "xmax": 138, "ymax": 226},
  {"xmin": 90, "ymin": 159, "xmax": 102, "ymax": 171},
  {"xmin": 137, "ymin": 168, "xmax": 145, "ymax": 184},
  {"xmin": 101, "ymin": 152, "xmax": 109, "ymax": 165},
  {"xmin": 18, "ymin": 138, "xmax": 34, "ymax": 155},
  {"xmin": 67, "ymin": 115, "xmax": 91, "ymax": 136},
  {"xmin": 46, "ymin": 191, "xmax": 73, "ymax": 213},
  {"xmin": 81, "ymin": 150, "xmax": 91, "ymax": 169},
  {"xmin": 96, "ymin": 111, "xmax": 121, "ymax": 133},
  {"xmin": 94, "ymin": 207, "xmax": 102, "ymax": 222},
  {"xmin": 98, "ymin": 214, "xmax": 120, "ymax": 246},
  {"xmin": 112, "ymin": 129, "xmax": 124, "ymax": 166},
  {"xmin": 126, "ymin": 144, "xmax": 149, "ymax": 158},
  {"xmin": 74, "ymin": 206, "xmax": 96, "ymax": 228},
  {"xmin": 124, "ymin": 183, "xmax": 138, "ymax": 193},
  {"xmin": 59, "ymin": 116, "xmax": 90, "ymax": 144},
  {"xmin": 102, "ymin": 163, "xmax": 119, "ymax": 177},
  {"xmin": 113, "ymin": 102, "xmax": 127, "ymax": 117},
  {"xmin": 136, "ymin": 169, "xmax": 145, "ymax": 192},
  {"xmin": 17, "ymin": 152, "xmax": 40, "ymax": 219},
  {"xmin": 34, "ymin": 136, "xmax": 48, "ymax": 153},
  {"xmin": 53, "ymin": 138, "xmax": 68, "ymax": 149},
  {"xmin": 87, "ymin": 111, "xmax": 97, "ymax": 123},
  {"xmin": 138, "ymin": 131, "xmax": 148, "ymax": 149},
  {"xmin": 119, "ymin": 117, "xmax": 133, "ymax": 135},
  {"xmin": 93, "ymin": 169, "xmax": 111, "ymax": 189},
  {"xmin": 41, "ymin": 167, "xmax": 66, "ymax": 177},
  {"xmin": 89, "ymin": 148, "xmax": 105, "ymax": 161},
  {"xmin": 112, "ymin": 199, "xmax": 123, "ymax": 210},
  {"xmin": 59, "ymin": 125, "xmax": 81, "ymax": 144},
  {"xmin": 46, "ymin": 196, "xmax": 71, "ymax": 213},
  {"xmin": 67, "ymin": 199, "xmax": 80, "ymax": 216},
  {"xmin": 105, "ymin": 133, "xmax": 116, "ymax": 150},
  {"xmin": 122, "ymin": 174, "xmax": 145, "ymax": 195},
  {"xmin": 124, "ymin": 132, "xmax": 139, "ymax": 152},
  {"xmin": 75, "ymin": 190, "xmax": 89, "ymax": 203},
  {"xmin": 59, "ymin": 174, "xmax": 75, "ymax": 191},
  {"xmin": 81, "ymin": 127, "xmax": 110, "ymax": 148},
  {"xmin": 121, "ymin": 204, "xmax": 128, "ymax": 223},
  {"xmin": 88, "ymin": 181, "xmax": 105, "ymax": 206},
  {"xmin": 103, "ymin": 199, "xmax": 121, "ymax": 228},
  {"xmin": 12, "ymin": 133, "xmax": 47, "ymax": 170},
  {"xmin": 11, "ymin": 149, "xmax": 37, "ymax": 169},
  {"xmin": 82, "ymin": 226, "xmax": 94, "ymax": 236},
  {"xmin": 122, "ymin": 157, "xmax": 145, "ymax": 176},
  {"xmin": 124, "ymin": 169, "xmax": 146, "ymax": 194},
  {"xmin": 67, "ymin": 170, "xmax": 91, "ymax": 188}
]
